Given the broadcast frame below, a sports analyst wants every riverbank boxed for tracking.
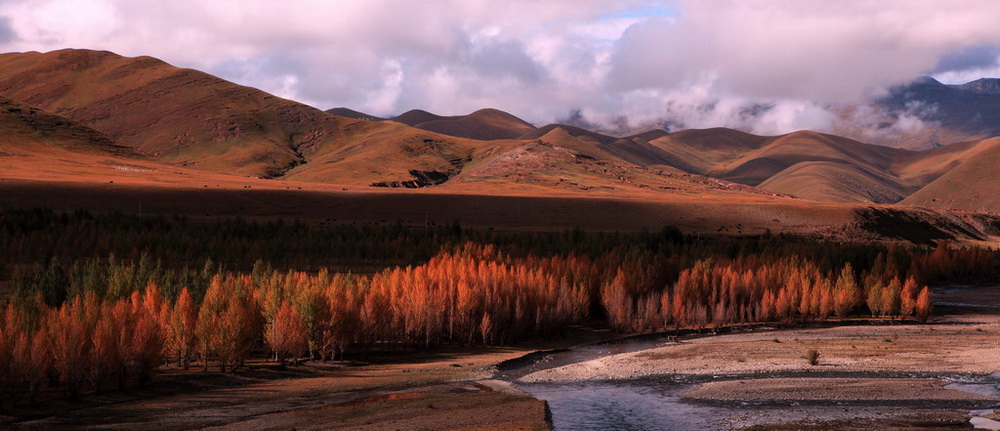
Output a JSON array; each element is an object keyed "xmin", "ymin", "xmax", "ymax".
[
  {"xmin": 7, "ymin": 286, "xmax": 998, "ymax": 430},
  {"xmin": 4, "ymin": 346, "xmax": 552, "ymax": 430},
  {"xmin": 510, "ymin": 285, "xmax": 1000, "ymax": 429}
]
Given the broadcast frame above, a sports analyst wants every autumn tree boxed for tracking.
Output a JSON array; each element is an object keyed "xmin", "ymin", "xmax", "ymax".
[
  {"xmin": 167, "ymin": 288, "xmax": 198, "ymax": 369},
  {"xmin": 265, "ymin": 301, "xmax": 308, "ymax": 366},
  {"xmin": 915, "ymin": 286, "xmax": 933, "ymax": 323},
  {"xmin": 202, "ymin": 276, "xmax": 261, "ymax": 372},
  {"xmin": 833, "ymin": 264, "xmax": 861, "ymax": 318},
  {"xmin": 601, "ymin": 270, "xmax": 633, "ymax": 331},
  {"xmin": 16, "ymin": 325, "xmax": 52, "ymax": 404},
  {"xmin": 881, "ymin": 278, "xmax": 901, "ymax": 317},
  {"xmin": 90, "ymin": 303, "xmax": 121, "ymax": 393},
  {"xmin": 899, "ymin": 276, "xmax": 920, "ymax": 317},
  {"xmin": 48, "ymin": 299, "xmax": 91, "ymax": 397},
  {"xmin": 128, "ymin": 290, "xmax": 164, "ymax": 386},
  {"xmin": 196, "ymin": 275, "xmax": 227, "ymax": 371},
  {"xmin": 292, "ymin": 277, "xmax": 329, "ymax": 359}
]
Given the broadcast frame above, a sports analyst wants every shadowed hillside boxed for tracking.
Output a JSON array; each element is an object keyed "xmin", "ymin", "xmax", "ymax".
[
  {"xmin": 391, "ymin": 108, "xmax": 536, "ymax": 140},
  {"xmin": 881, "ymin": 77, "xmax": 1000, "ymax": 141},
  {"xmin": 0, "ymin": 95, "xmax": 279, "ymax": 188},
  {"xmin": 0, "ymin": 49, "xmax": 370, "ymax": 178},
  {"xmin": 3, "ymin": 49, "xmax": 1000, "ymax": 215},
  {"xmin": 0, "ymin": 95, "xmax": 131, "ymax": 156},
  {"xmin": 0, "ymin": 50, "xmax": 778, "ymax": 196},
  {"xmin": 325, "ymin": 107, "xmax": 384, "ymax": 121},
  {"xmin": 596, "ymin": 128, "xmax": 915, "ymax": 204},
  {"xmin": 519, "ymin": 123, "xmax": 617, "ymax": 145},
  {"xmin": 0, "ymin": 50, "xmax": 520, "ymax": 187}
]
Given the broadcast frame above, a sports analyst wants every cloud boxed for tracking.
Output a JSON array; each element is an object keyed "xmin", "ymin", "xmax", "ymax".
[
  {"xmin": 931, "ymin": 44, "xmax": 1000, "ymax": 74},
  {"xmin": 1, "ymin": 0, "xmax": 1000, "ymax": 138},
  {"xmin": 0, "ymin": 16, "xmax": 16, "ymax": 44}
]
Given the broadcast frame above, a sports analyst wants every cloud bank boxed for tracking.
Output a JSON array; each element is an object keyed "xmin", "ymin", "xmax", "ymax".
[{"xmin": 1, "ymin": 0, "xmax": 1000, "ymax": 137}]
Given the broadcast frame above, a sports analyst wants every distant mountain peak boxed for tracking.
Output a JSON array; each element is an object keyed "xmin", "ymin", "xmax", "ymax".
[
  {"xmin": 392, "ymin": 109, "xmax": 442, "ymax": 126},
  {"xmin": 387, "ymin": 108, "xmax": 535, "ymax": 140},
  {"xmin": 956, "ymin": 78, "xmax": 1000, "ymax": 95},
  {"xmin": 912, "ymin": 76, "xmax": 945, "ymax": 86},
  {"xmin": 325, "ymin": 107, "xmax": 384, "ymax": 121}
]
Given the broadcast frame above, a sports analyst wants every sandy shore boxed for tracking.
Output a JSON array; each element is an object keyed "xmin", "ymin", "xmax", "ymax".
[
  {"xmin": 520, "ymin": 299, "xmax": 1000, "ymax": 383},
  {"xmin": 515, "ymin": 286, "xmax": 1000, "ymax": 429},
  {"xmin": 680, "ymin": 377, "xmax": 997, "ymax": 404}
]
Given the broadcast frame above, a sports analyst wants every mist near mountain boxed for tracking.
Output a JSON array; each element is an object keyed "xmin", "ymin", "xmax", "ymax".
[
  {"xmin": 550, "ymin": 77, "xmax": 1000, "ymax": 150},
  {"xmin": 2, "ymin": 1, "xmax": 1000, "ymax": 142}
]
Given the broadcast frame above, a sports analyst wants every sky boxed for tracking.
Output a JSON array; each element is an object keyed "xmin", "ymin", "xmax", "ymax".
[{"xmin": 1, "ymin": 0, "xmax": 1000, "ymax": 136}]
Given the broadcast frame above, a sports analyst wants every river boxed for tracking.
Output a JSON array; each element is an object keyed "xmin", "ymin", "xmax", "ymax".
[{"xmin": 499, "ymin": 324, "xmax": 1000, "ymax": 430}]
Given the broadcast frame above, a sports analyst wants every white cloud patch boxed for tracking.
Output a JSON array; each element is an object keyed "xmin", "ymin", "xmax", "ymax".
[{"xmin": 1, "ymin": 0, "xmax": 1000, "ymax": 138}]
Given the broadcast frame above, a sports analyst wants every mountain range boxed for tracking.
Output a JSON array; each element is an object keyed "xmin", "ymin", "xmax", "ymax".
[
  {"xmin": 1, "ymin": 49, "xmax": 1000, "ymax": 241},
  {"xmin": 327, "ymin": 94, "xmax": 1000, "ymax": 211}
]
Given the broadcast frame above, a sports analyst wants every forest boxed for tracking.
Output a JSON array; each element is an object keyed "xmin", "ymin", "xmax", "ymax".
[{"xmin": 0, "ymin": 208, "xmax": 997, "ymax": 405}]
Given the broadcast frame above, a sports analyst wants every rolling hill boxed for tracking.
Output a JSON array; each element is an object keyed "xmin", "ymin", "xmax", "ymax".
[
  {"xmin": 0, "ymin": 95, "xmax": 130, "ymax": 156},
  {"xmin": 590, "ymin": 128, "xmax": 915, "ymax": 204},
  {"xmin": 757, "ymin": 161, "xmax": 907, "ymax": 204},
  {"xmin": 2, "ymin": 48, "xmax": 1000, "ymax": 238},
  {"xmin": 0, "ymin": 49, "xmax": 523, "ymax": 188},
  {"xmin": 0, "ymin": 50, "xmax": 787, "ymax": 197},
  {"xmin": 510, "ymin": 124, "xmax": 1000, "ymax": 208},
  {"xmin": 0, "ymin": 94, "xmax": 271, "ymax": 188},
  {"xmin": 900, "ymin": 137, "xmax": 1000, "ymax": 211},
  {"xmin": 324, "ymin": 107, "xmax": 384, "ymax": 121},
  {"xmin": 390, "ymin": 108, "xmax": 537, "ymax": 141},
  {"xmin": 0, "ymin": 49, "xmax": 358, "ymax": 178}
]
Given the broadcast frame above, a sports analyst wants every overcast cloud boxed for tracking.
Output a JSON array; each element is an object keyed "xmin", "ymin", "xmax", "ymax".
[{"xmin": 1, "ymin": 0, "xmax": 1000, "ymax": 136}]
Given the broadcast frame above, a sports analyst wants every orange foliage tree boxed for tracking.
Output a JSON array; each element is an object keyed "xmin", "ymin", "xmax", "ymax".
[
  {"xmin": 265, "ymin": 301, "xmax": 307, "ymax": 365},
  {"xmin": 915, "ymin": 286, "xmax": 934, "ymax": 323},
  {"xmin": 167, "ymin": 288, "xmax": 198, "ymax": 369}
]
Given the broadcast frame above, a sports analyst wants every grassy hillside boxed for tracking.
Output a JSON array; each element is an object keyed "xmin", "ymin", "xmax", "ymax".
[
  {"xmin": 900, "ymin": 137, "xmax": 1000, "ymax": 211},
  {"xmin": 0, "ymin": 95, "xmax": 130, "ymax": 155},
  {"xmin": 391, "ymin": 108, "xmax": 536, "ymax": 140},
  {"xmin": 4, "ymin": 49, "xmax": 1000, "ymax": 213},
  {"xmin": 759, "ymin": 161, "xmax": 907, "ymax": 203},
  {"xmin": 0, "ymin": 49, "xmax": 381, "ymax": 178}
]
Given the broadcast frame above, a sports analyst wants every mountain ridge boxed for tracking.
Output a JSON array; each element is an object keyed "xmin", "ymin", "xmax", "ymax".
[{"xmin": 1, "ymin": 49, "xmax": 1000, "ymax": 213}]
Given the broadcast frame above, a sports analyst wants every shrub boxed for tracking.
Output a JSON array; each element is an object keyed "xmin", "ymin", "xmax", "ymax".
[{"xmin": 804, "ymin": 349, "xmax": 820, "ymax": 366}]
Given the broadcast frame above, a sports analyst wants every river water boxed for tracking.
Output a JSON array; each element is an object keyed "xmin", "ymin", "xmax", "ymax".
[
  {"xmin": 502, "ymin": 336, "xmax": 1000, "ymax": 430},
  {"xmin": 520, "ymin": 378, "xmax": 725, "ymax": 430}
]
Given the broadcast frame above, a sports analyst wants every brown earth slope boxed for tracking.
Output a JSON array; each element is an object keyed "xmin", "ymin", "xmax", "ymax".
[
  {"xmin": 0, "ymin": 50, "xmax": 800, "ymax": 198},
  {"xmin": 606, "ymin": 129, "xmax": 916, "ymax": 204},
  {"xmin": 324, "ymin": 107, "xmax": 385, "ymax": 121},
  {"xmin": 392, "ymin": 108, "xmax": 537, "ymax": 141},
  {"xmin": 0, "ymin": 50, "xmax": 739, "ymax": 195},
  {"xmin": 0, "ymin": 95, "xmax": 131, "ymax": 156},
  {"xmin": 0, "ymin": 94, "xmax": 312, "ymax": 189},
  {"xmin": 0, "ymin": 49, "xmax": 366, "ymax": 178},
  {"xmin": 0, "ymin": 49, "xmax": 509, "ymax": 182},
  {"xmin": 900, "ymin": 137, "xmax": 1000, "ymax": 211},
  {"xmin": 4, "ymin": 49, "xmax": 1000, "ymax": 215}
]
